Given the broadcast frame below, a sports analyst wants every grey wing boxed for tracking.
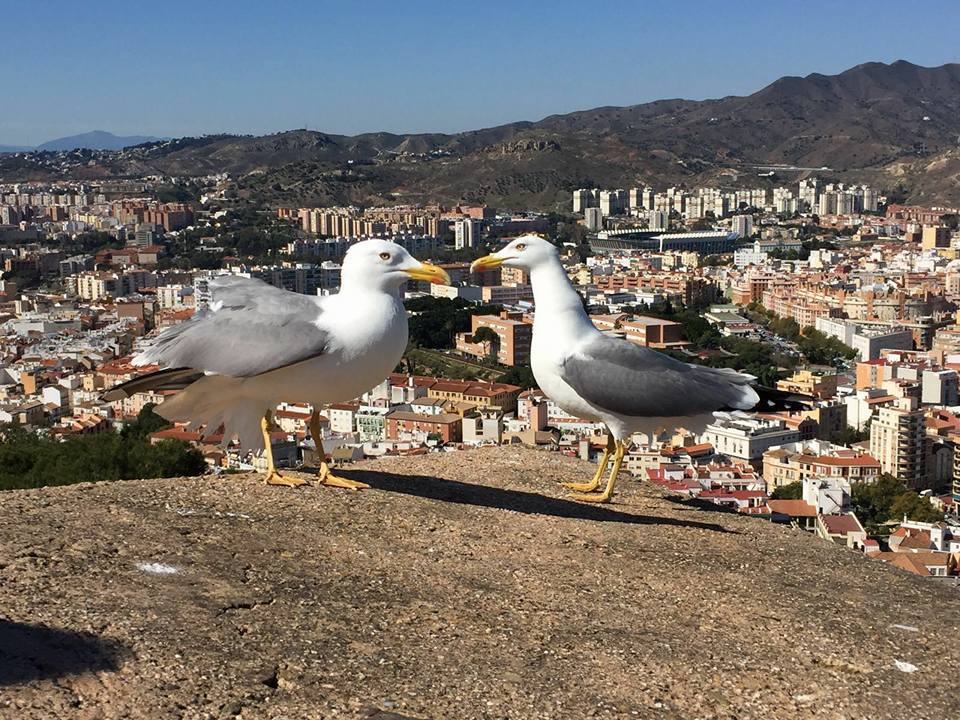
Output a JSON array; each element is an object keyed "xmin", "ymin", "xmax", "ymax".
[
  {"xmin": 136, "ymin": 275, "xmax": 329, "ymax": 377},
  {"xmin": 560, "ymin": 334, "xmax": 759, "ymax": 418}
]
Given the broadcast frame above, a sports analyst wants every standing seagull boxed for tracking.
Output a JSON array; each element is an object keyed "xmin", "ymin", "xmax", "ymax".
[
  {"xmin": 472, "ymin": 235, "xmax": 783, "ymax": 503},
  {"xmin": 105, "ymin": 239, "xmax": 449, "ymax": 487}
]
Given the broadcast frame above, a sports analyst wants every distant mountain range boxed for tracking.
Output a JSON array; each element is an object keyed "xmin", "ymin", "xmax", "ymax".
[
  {"xmin": 0, "ymin": 130, "xmax": 163, "ymax": 153},
  {"xmin": 2, "ymin": 60, "xmax": 959, "ymax": 209}
]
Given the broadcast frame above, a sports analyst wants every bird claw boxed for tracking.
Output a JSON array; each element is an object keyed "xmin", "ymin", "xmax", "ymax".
[
  {"xmin": 568, "ymin": 491, "xmax": 614, "ymax": 504},
  {"xmin": 318, "ymin": 470, "xmax": 369, "ymax": 490},
  {"xmin": 563, "ymin": 480, "xmax": 602, "ymax": 492},
  {"xmin": 264, "ymin": 471, "xmax": 309, "ymax": 487}
]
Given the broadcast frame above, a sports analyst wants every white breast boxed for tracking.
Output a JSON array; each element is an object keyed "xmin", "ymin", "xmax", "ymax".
[
  {"xmin": 244, "ymin": 291, "xmax": 407, "ymax": 406},
  {"xmin": 531, "ymin": 318, "xmax": 603, "ymax": 423}
]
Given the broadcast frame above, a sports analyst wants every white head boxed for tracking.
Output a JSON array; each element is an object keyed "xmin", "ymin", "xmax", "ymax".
[
  {"xmin": 469, "ymin": 234, "xmax": 559, "ymax": 275},
  {"xmin": 341, "ymin": 239, "xmax": 449, "ymax": 292}
]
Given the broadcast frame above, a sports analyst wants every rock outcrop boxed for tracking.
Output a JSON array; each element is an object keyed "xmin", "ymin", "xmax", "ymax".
[{"xmin": 0, "ymin": 447, "xmax": 956, "ymax": 719}]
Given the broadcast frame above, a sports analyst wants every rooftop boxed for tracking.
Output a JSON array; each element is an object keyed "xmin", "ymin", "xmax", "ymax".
[{"xmin": 0, "ymin": 447, "xmax": 956, "ymax": 718}]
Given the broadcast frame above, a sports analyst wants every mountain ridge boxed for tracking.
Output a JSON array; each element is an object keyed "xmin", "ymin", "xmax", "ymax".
[
  {"xmin": 2, "ymin": 60, "xmax": 959, "ymax": 209},
  {"xmin": 0, "ymin": 130, "xmax": 164, "ymax": 153}
]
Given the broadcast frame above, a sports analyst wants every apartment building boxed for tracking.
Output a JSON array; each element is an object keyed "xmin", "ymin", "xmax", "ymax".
[
  {"xmin": 454, "ymin": 311, "xmax": 533, "ymax": 366},
  {"xmin": 590, "ymin": 314, "xmax": 685, "ymax": 349},
  {"xmin": 426, "ymin": 380, "xmax": 522, "ymax": 414},
  {"xmin": 480, "ymin": 284, "xmax": 534, "ymax": 305},
  {"xmin": 385, "ymin": 411, "xmax": 462, "ymax": 444},
  {"xmin": 762, "ymin": 441, "xmax": 881, "ymax": 493},
  {"xmin": 776, "ymin": 370, "xmax": 837, "ymax": 400},
  {"xmin": 701, "ymin": 415, "xmax": 800, "ymax": 466},
  {"xmin": 870, "ymin": 397, "xmax": 928, "ymax": 488}
]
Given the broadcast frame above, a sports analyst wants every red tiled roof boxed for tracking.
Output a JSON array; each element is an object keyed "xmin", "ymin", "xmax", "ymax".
[
  {"xmin": 767, "ymin": 499, "xmax": 818, "ymax": 517},
  {"xmin": 820, "ymin": 514, "xmax": 862, "ymax": 535}
]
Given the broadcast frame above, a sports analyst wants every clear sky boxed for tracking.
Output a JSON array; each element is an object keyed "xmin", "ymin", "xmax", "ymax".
[{"xmin": 3, "ymin": 0, "xmax": 959, "ymax": 146}]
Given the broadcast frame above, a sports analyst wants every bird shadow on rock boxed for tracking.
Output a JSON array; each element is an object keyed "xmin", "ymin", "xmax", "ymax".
[
  {"xmin": 344, "ymin": 469, "xmax": 737, "ymax": 532},
  {"xmin": 0, "ymin": 619, "xmax": 127, "ymax": 686}
]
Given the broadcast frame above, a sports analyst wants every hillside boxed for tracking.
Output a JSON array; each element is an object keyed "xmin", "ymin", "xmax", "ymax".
[
  {"xmin": 0, "ymin": 447, "xmax": 956, "ymax": 719},
  {"xmin": 1, "ymin": 60, "xmax": 958, "ymax": 210}
]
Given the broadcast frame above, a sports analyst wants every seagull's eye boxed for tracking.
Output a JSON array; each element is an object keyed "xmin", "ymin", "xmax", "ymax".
[
  {"xmin": 379, "ymin": 252, "xmax": 391, "ymax": 261},
  {"xmin": 515, "ymin": 243, "xmax": 526, "ymax": 251}
]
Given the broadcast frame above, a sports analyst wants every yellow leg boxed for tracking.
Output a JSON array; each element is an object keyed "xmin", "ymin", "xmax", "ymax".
[
  {"xmin": 563, "ymin": 433, "xmax": 615, "ymax": 492},
  {"xmin": 262, "ymin": 411, "xmax": 308, "ymax": 487},
  {"xmin": 310, "ymin": 411, "xmax": 369, "ymax": 490},
  {"xmin": 569, "ymin": 440, "xmax": 625, "ymax": 503}
]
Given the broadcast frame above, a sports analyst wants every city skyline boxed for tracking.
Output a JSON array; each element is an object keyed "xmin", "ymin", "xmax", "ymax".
[{"xmin": 2, "ymin": 0, "xmax": 959, "ymax": 146}]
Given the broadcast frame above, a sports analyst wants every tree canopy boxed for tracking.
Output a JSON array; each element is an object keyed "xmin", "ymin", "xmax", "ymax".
[{"xmin": 0, "ymin": 406, "xmax": 206, "ymax": 491}]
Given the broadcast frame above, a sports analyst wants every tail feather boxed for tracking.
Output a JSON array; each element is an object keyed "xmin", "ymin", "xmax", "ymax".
[
  {"xmin": 103, "ymin": 367, "xmax": 204, "ymax": 402},
  {"xmin": 156, "ymin": 375, "xmax": 267, "ymax": 450}
]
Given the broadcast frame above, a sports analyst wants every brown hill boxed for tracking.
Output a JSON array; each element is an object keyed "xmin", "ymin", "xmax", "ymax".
[
  {"xmin": 3, "ymin": 60, "xmax": 959, "ymax": 210},
  {"xmin": 0, "ymin": 447, "xmax": 956, "ymax": 719}
]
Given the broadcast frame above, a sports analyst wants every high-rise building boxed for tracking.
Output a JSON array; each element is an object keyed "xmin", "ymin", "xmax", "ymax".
[
  {"xmin": 599, "ymin": 190, "xmax": 627, "ymax": 216},
  {"xmin": 731, "ymin": 215, "xmax": 753, "ymax": 239},
  {"xmin": 817, "ymin": 192, "xmax": 837, "ymax": 216},
  {"xmin": 870, "ymin": 397, "xmax": 927, "ymax": 488},
  {"xmin": 572, "ymin": 189, "xmax": 598, "ymax": 214},
  {"xmin": 799, "ymin": 178, "xmax": 819, "ymax": 212},
  {"xmin": 685, "ymin": 196, "xmax": 705, "ymax": 220},
  {"xmin": 584, "ymin": 207, "xmax": 603, "ymax": 231},
  {"xmin": 647, "ymin": 210, "xmax": 668, "ymax": 231},
  {"xmin": 454, "ymin": 218, "xmax": 480, "ymax": 250}
]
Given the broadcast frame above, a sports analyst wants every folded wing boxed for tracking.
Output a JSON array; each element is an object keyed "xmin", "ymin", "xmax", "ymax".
[
  {"xmin": 560, "ymin": 334, "xmax": 759, "ymax": 418},
  {"xmin": 135, "ymin": 275, "xmax": 329, "ymax": 377}
]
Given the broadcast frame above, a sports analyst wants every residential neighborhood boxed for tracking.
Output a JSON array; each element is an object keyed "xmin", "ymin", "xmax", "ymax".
[{"xmin": 0, "ymin": 173, "xmax": 959, "ymax": 583}]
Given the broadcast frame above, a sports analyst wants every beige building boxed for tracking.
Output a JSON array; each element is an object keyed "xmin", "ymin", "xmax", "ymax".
[
  {"xmin": 455, "ymin": 311, "xmax": 532, "ymax": 366},
  {"xmin": 870, "ymin": 397, "xmax": 927, "ymax": 488},
  {"xmin": 776, "ymin": 370, "xmax": 837, "ymax": 400},
  {"xmin": 762, "ymin": 441, "xmax": 881, "ymax": 493},
  {"xmin": 76, "ymin": 271, "xmax": 121, "ymax": 301}
]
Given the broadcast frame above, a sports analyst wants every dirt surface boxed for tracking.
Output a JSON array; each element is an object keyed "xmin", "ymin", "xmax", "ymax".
[{"xmin": 0, "ymin": 446, "xmax": 957, "ymax": 719}]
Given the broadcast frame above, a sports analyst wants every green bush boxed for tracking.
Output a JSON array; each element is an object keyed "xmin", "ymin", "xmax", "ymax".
[{"xmin": 0, "ymin": 409, "xmax": 206, "ymax": 492}]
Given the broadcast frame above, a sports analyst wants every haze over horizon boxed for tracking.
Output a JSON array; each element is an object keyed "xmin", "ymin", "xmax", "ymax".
[{"xmin": 2, "ymin": 0, "xmax": 959, "ymax": 146}]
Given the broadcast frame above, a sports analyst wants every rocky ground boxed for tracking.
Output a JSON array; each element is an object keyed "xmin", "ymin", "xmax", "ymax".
[{"xmin": 0, "ymin": 446, "xmax": 957, "ymax": 719}]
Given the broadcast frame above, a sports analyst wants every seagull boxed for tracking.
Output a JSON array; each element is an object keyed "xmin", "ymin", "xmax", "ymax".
[
  {"xmin": 472, "ymin": 234, "xmax": 801, "ymax": 503},
  {"xmin": 105, "ymin": 239, "xmax": 449, "ymax": 487}
]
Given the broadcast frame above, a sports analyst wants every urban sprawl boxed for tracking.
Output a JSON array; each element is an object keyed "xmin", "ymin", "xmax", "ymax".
[{"xmin": 2, "ymin": 174, "xmax": 960, "ymax": 581}]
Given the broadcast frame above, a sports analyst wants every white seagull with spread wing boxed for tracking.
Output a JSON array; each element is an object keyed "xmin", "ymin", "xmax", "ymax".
[{"xmin": 106, "ymin": 239, "xmax": 449, "ymax": 487}]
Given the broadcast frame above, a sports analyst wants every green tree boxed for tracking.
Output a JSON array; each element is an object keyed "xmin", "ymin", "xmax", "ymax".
[
  {"xmin": 772, "ymin": 481, "xmax": 802, "ymax": 500},
  {"xmin": 0, "ymin": 423, "xmax": 205, "ymax": 492},
  {"xmin": 851, "ymin": 474, "xmax": 943, "ymax": 532},
  {"xmin": 120, "ymin": 404, "xmax": 170, "ymax": 440},
  {"xmin": 405, "ymin": 297, "xmax": 503, "ymax": 349},
  {"xmin": 471, "ymin": 326, "xmax": 500, "ymax": 363},
  {"xmin": 498, "ymin": 363, "xmax": 538, "ymax": 389},
  {"xmin": 835, "ymin": 424, "xmax": 870, "ymax": 446}
]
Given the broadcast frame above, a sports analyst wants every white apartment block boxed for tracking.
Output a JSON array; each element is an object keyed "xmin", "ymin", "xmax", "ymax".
[{"xmin": 701, "ymin": 414, "xmax": 800, "ymax": 463}]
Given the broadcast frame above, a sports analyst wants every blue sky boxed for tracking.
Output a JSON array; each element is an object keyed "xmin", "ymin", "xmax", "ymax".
[{"xmin": 2, "ymin": 0, "xmax": 959, "ymax": 145}]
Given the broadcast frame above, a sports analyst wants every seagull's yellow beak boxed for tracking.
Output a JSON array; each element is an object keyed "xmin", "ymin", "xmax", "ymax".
[
  {"xmin": 470, "ymin": 254, "xmax": 505, "ymax": 273},
  {"xmin": 405, "ymin": 262, "xmax": 450, "ymax": 285}
]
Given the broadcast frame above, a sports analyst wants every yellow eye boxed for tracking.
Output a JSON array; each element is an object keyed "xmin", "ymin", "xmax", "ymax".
[
  {"xmin": 379, "ymin": 252, "xmax": 391, "ymax": 260},
  {"xmin": 515, "ymin": 243, "xmax": 526, "ymax": 251}
]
